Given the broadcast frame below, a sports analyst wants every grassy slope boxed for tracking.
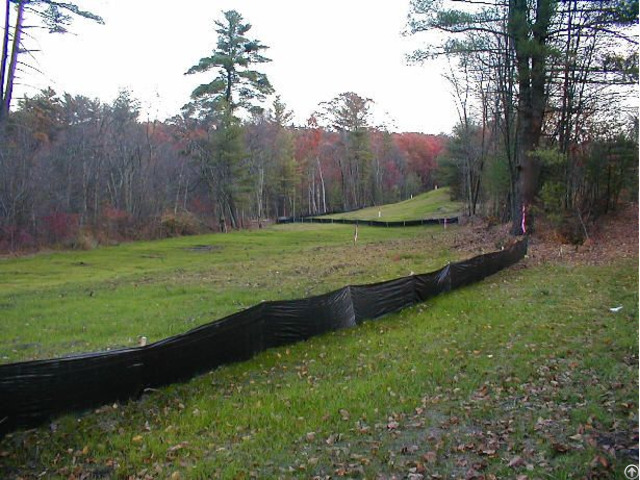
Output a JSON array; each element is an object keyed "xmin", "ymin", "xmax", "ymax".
[
  {"xmin": 0, "ymin": 224, "xmax": 456, "ymax": 363},
  {"xmin": 0, "ymin": 224, "xmax": 637, "ymax": 479},
  {"xmin": 321, "ymin": 187, "xmax": 462, "ymax": 221}
]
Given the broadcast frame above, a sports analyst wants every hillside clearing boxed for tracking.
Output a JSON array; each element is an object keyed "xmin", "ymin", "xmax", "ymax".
[{"xmin": 320, "ymin": 188, "xmax": 462, "ymax": 222}]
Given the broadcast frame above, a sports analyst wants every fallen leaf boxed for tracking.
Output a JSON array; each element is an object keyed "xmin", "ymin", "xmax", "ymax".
[
  {"xmin": 326, "ymin": 433, "xmax": 340, "ymax": 445},
  {"xmin": 423, "ymin": 451, "xmax": 437, "ymax": 464},
  {"xmin": 414, "ymin": 461, "xmax": 426, "ymax": 473},
  {"xmin": 590, "ymin": 455, "xmax": 610, "ymax": 468},
  {"xmin": 552, "ymin": 442, "xmax": 570, "ymax": 453},
  {"xmin": 167, "ymin": 442, "xmax": 187, "ymax": 453},
  {"xmin": 465, "ymin": 468, "xmax": 481, "ymax": 479},
  {"xmin": 401, "ymin": 444, "xmax": 419, "ymax": 455},
  {"xmin": 508, "ymin": 456, "xmax": 524, "ymax": 468}
]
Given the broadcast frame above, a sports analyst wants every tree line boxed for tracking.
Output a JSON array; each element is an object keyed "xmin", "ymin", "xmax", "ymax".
[
  {"xmin": 0, "ymin": 7, "xmax": 447, "ymax": 252},
  {"xmin": 0, "ymin": 86, "xmax": 444, "ymax": 251},
  {"xmin": 1, "ymin": 3, "xmax": 637, "ymax": 251}
]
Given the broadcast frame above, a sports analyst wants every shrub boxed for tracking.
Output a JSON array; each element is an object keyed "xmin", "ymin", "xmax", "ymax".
[{"xmin": 160, "ymin": 211, "xmax": 201, "ymax": 237}]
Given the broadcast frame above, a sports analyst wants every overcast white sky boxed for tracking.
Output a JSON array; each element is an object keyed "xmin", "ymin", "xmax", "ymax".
[{"xmin": 7, "ymin": 0, "xmax": 459, "ymax": 134}]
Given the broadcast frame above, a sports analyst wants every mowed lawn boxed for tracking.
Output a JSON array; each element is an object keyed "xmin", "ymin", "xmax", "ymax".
[
  {"xmin": 0, "ymin": 223, "xmax": 637, "ymax": 479},
  {"xmin": 320, "ymin": 188, "xmax": 463, "ymax": 221}
]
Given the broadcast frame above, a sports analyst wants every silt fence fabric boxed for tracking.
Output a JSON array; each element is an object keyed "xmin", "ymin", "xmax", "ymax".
[
  {"xmin": 0, "ymin": 238, "xmax": 527, "ymax": 435},
  {"xmin": 277, "ymin": 216, "xmax": 459, "ymax": 227}
]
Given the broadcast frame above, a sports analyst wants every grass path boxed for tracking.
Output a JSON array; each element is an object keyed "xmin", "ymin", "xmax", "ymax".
[
  {"xmin": 0, "ymin": 224, "xmax": 637, "ymax": 479},
  {"xmin": 321, "ymin": 188, "xmax": 462, "ymax": 221}
]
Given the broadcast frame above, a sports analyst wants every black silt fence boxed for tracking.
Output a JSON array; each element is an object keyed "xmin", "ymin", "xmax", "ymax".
[
  {"xmin": 276, "ymin": 216, "xmax": 459, "ymax": 227},
  {"xmin": 0, "ymin": 238, "xmax": 527, "ymax": 436}
]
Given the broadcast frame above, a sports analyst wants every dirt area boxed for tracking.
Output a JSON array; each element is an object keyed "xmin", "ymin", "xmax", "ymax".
[{"xmin": 451, "ymin": 203, "xmax": 639, "ymax": 266}]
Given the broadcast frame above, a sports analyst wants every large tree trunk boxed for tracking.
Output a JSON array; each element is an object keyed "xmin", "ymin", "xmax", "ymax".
[{"xmin": 509, "ymin": 0, "xmax": 552, "ymax": 235}]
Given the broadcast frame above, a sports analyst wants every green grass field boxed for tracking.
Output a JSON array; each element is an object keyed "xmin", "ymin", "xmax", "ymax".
[
  {"xmin": 0, "ymin": 222, "xmax": 637, "ymax": 479},
  {"xmin": 320, "ymin": 187, "xmax": 462, "ymax": 221},
  {"xmin": 0, "ymin": 223, "xmax": 457, "ymax": 363}
]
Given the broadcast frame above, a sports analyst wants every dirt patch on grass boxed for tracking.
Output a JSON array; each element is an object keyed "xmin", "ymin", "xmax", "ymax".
[
  {"xmin": 449, "ymin": 203, "xmax": 638, "ymax": 267},
  {"xmin": 183, "ymin": 244, "xmax": 223, "ymax": 253},
  {"xmin": 529, "ymin": 203, "xmax": 639, "ymax": 266}
]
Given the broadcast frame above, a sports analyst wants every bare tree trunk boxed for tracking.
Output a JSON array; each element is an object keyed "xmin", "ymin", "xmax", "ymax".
[
  {"xmin": 226, "ymin": 194, "xmax": 238, "ymax": 229},
  {"xmin": 1, "ymin": 0, "xmax": 23, "ymax": 122},
  {"xmin": 174, "ymin": 160, "xmax": 185, "ymax": 214},
  {"xmin": 2, "ymin": 1, "xmax": 21, "ymax": 110},
  {"xmin": 307, "ymin": 170, "xmax": 314, "ymax": 214},
  {"xmin": 0, "ymin": 0, "xmax": 11, "ymax": 113},
  {"xmin": 256, "ymin": 166, "xmax": 264, "ymax": 225},
  {"xmin": 317, "ymin": 157, "xmax": 327, "ymax": 213}
]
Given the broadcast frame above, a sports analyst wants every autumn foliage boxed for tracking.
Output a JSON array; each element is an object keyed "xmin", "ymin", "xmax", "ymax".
[
  {"xmin": 393, "ymin": 133, "xmax": 445, "ymax": 189},
  {"xmin": 0, "ymin": 89, "xmax": 448, "ymax": 253}
]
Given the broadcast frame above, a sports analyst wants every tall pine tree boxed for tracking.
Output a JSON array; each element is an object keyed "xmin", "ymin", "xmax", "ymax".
[
  {"xmin": 184, "ymin": 10, "xmax": 273, "ymax": 227},
  {"xmin": 184, "ymin": 9, "xmax": 273, "ymax": 120}
]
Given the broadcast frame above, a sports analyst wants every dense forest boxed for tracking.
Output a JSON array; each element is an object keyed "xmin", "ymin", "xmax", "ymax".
[
  {"xmin": 0, "ymin": 87, "xmax": 444, "ymax": 251},
  {"xmin": 0, "ymin": 2, "xmax": 637, "ymax": 252}
]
